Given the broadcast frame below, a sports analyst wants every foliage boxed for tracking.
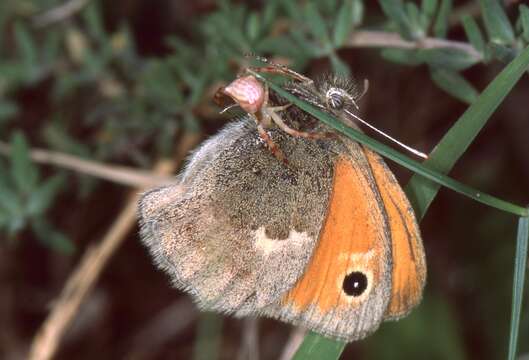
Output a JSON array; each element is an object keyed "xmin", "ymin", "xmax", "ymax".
[
  {"xmin": 1, "ymin": 0, "xmax": 528, "ymax": 359},
  {"xmin": 0, "ymin": 132, "xmax": 71, "ymax": 252}
]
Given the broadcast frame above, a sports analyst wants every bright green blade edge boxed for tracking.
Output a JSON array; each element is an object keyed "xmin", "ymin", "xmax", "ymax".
[{"xmin": 508, "ymin": 213, "xmax": 529, "ymax": 360}]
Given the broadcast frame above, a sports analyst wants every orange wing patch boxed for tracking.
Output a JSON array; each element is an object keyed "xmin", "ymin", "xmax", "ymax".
[
  {"xmin": 364, "ymin": 149, "xmax": 426, "ymax": 319},
  {"xmin": 281, "ymin": 157, "xmax": 388, "ymax": 314}
]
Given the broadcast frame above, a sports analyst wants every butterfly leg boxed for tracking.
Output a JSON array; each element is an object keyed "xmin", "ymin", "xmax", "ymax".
[
  {"xmin": 266, "ymin": 106, "xmax": 335, "ymax": 140},
  {"xmin": 252, "ymin": 112, "xmax": 288, "ymax": 164},
  {"xmin": 259, "ymin": 82, "xmax": 334, "ymax": 140},
  {"xmin": 244, "ymin": 54, "xmax": 313, "ymax": 84}
]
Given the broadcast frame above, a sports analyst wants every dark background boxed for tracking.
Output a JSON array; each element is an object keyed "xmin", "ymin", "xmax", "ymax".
[{"xmin": 1, "ymin": 0, "xmax": 528, "ymax": 359}]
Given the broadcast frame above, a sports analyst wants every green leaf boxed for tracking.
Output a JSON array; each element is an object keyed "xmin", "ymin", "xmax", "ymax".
[
  {"xmin": 14, "ymin": 22, "xmax": 37, "ymax": 77},
  {"xmin": 318, "ymin": 0, "xmax": 340, "ymax": 14},
  {"xmin": 421, "ymin": 0, "xmax": 438, "ymax": 24},
  {"xmin": 262, "ymin": 0, "xmax": 279, "ymax": 29},
  {"xmin": 405, "ymin": 2, "xmax": 425, "ymax": 35},
  {"xmin": 42, "ymin": 30, "xmax": 61, "ymax": 65},
  {"xmin": 257, "ymin": 36, "xmax": 304, "ymax": 59},
  {"xmin": 479, "ymin": 0, "xmax": 515, "ymax": 44},
  {"xmin": 380, "ymin": 48, "xmax": 423, "ymax": 65},
  {"xmin": 378, "ymin": 0, "xmax": 415, "ymax": 39},
  {"xmin": 42, "ymin": 120, "xmax": 91, "ymax": 158},
  {"xmin": 462, "ymin": 15, "xmax": 486, "ymax": 55},
  {"xmin": 210, "ymin": 14, "xmax": 251, "ymax": 52},
  {"xmin": 31, "ymin": 219, "xmax": 74, "ymax": 254},
  {"xmin": 6, "ymin": 215, "xmax": 26, "ymax": 237},
  {"xmin": 333, "ymin": 0, "xmax": 353, "ymax": 47},
  {"xmin": 246, "ymin": 12, "xmax": 260, "ymax": 42},
  {"xmin": 433, "ymin": 0, "xmax": 452, "ymax": 38},
  {"xmin": 26, "ymin": 174, "xmax": 65, "ymax": 216},
  {"xmin": 508, "ymin": 213, "xmax": 529, "ymax": 360},
  {"xmin": 351, "ymin": 0, "xmax": 364, "ymax": 27},
  {"xmin": 417, "ymin": 47, "xmax": 479, "ymax": 70},
  {"xmin": 0, "ymin": 180, "xmax": 24, "ymax": 219},
  {"xmin": 0, "ymin": 208, "xmax": 7, "ymax": 229},
  {"xmin": 305, "ymin": 3, "xmax": 332, "ymax": 47},
  {"xmin": 488, "ymin": 43, "xmax": 518, "ymax": 63},
  {"xmin": 281, "ymin": 1, "xmax": 301, "ymax": 20},
  {"xmin": 292, "ymin": 332, "xmax": 346, "ymax": 360},
  {"xmin": 329, "ymin": 53, "xmax": 350, "ymax": 76},
  {"xmin": 83, "ymin": 2, "xmax": 106, "ymax": 42},
  {"xmin": 10, "ymin": 132, "xmax": 39, "ymax": 194},
  {"xmin": 290, "ymin": 30, "xmax": 327, "ymax": 58},
  {"xmin": 0, "ymin": 101, "xmax": 18, "ymax": 123},
  {"xmin": 520, "ymin": 5, "xmax": 529, "ymax": 42},
  {"xmin": 430, "ymin": 68, "xmax": 479, "ymax": 104},
  {"xmin": 406, "ymin": 44, "xmax": 529, "ymax": 217}
]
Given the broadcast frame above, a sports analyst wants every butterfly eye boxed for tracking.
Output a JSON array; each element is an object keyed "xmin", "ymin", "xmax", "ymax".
[
  {"xmin": 342, "ymin": 271, "xmax": 368, "ymax": 297},
  {"xmin": 326, "ymin": 88, "xmax": 345, "ymax": 110}
]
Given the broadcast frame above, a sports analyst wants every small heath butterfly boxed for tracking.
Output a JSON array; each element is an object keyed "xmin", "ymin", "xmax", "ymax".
[{"xmin": 138, "ymin": 62, "xmax": 426, "ymax": 342}]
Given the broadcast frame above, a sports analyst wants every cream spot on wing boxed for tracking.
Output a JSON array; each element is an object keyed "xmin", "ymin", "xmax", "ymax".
[{"xmin": 253, "ymin": 227, "xmax": 311, "ymax": 256}]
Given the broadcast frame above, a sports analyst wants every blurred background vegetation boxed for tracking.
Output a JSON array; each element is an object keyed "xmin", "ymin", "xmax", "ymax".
[{"xmin": 0, "ymin": 0, "xmax": 528, "ymax": 359}]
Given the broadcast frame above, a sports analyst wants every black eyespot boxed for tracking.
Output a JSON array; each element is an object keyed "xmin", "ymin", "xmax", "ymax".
[{"xmin": 342, "ymin": 271, "xmax": 368, "ymax": 296}]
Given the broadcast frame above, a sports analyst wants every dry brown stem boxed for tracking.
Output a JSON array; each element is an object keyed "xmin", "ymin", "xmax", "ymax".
[
  {"xmin": 0, "ymin": 142, "xmax": 173, "ymax": 188},
  {"xmin": 347, "ymin": 30, "xmax": 482, "ymax": 61},
  {"xmin": 33, "ymin": 0, "xmax": 92, "ymax": 27}
]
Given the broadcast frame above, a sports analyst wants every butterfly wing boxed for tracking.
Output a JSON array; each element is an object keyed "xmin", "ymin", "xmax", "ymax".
[
  {"xmin": 363, "ymin": 149, "xmax": 426, "ymax": 320},
  {"xmin": 264, "ymin": 140, "xmax": 425, "ymax": 342},
  {"xmin": 139, "ymin": 119, "xmax": 425, "ymax": 340},
  {"xmin": 138, "ymin": 119, "xmax": 336, "ymax": 315}
]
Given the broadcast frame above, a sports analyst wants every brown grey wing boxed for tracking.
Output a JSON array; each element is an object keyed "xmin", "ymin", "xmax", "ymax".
[
  {"xmin": 138, "ymin": 118, "xmax": 337, "ymax": 315},
  {"xmin": 140, "ymin": 185, "xmax": 261, "ymax": 314},
  {"xmin": 261, "ymin": 139, "xmax": 394, "ymax": 342}
]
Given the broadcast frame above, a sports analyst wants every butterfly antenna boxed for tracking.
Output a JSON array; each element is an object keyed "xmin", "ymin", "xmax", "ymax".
[{"xmin": 344, "ymin": 109, "xmax": 428, "ymax": 159}]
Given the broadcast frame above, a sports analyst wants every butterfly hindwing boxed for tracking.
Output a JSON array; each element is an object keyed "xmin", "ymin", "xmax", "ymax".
[
  {"xmin": 139, "ymin": 119, "xmax": 338, "ymax": 315},
  {"xmin": 264, "ymin": 139, "xmax": 394, "ymax": 342}
]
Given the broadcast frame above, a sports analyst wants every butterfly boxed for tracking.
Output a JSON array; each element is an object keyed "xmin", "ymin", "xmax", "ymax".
[{"xmin": 138, "ymin": 60, "xmax": 426, "ymax": 342}]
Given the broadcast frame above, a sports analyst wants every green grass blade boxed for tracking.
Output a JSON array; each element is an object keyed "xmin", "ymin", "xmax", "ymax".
[
  {"xmin": 508, "ymin": 213, "xmax": 529, "ymax": 360},
  {"xmin": 479, "ymin": 0, "xmax": 515, "ymax": 44},
  {"xmin": 406, "ymin": 44, "xmax": 529, "ymax": 217},
  {"xmin": 292, "ymin": 332, "xmax": 346, "ymax": 360},
  {"xmin": 259, "ymin": 75, "xmax": 528, "ymax": 217}
]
